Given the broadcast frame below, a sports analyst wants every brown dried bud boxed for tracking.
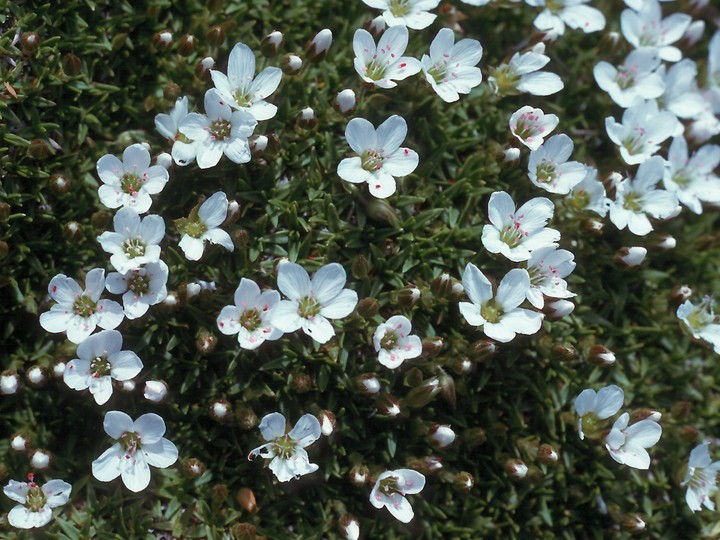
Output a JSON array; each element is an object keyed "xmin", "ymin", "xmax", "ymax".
[
  {"xmin": 177, "ymin": 34, "xmax": 196, "ymax": 56},
  {"xmin": 537, "ymin": 444, "xmax": 559, "ymax": 465},
  {"xmin": 184, "ymin": 458, "xmax": 206, "ymax": 478},
  {"xmin": 0, "ymin": 202, "xmax": 10, "ymax": 223},
  {"xmin": 236, "ymin": 487, "xmax": 257, "ymax": 513},
  {"xmin": 504, "ymin": 458, "xmax": 528, "ymax": 480},
  {"xmin": 463, "ymin": 427, "xmax": 486, "ymax": 447},
  {"xmin": 236, "ymin": 407, "xmax": 259, "ymax": 430},
  {"xmin": 621, "ymin": 513, "xmax": 647, "ymax": 534},
  {"xmin": 351, "ymin": 255, "xmax": 370, "ymax": 280},
  {"xmin": 91, "ymin": 210, "xmax": 112, "ymax": 230},
  {"xmin": 62, "ymin": 53, "xmax": 82, "ymax": 76},
  {"xmin": 50, "ymin": 174, "xmax": 72, "ymax": 195},
  {"xmin": 21, "ymin": 32, "xmax": 41, "ymax": 56},
  {"xmin": 452, "ymin": 472, "xmax": 474, "ymax": 493},
  {"xmin": 552, "ymin": 343, "xmax": 577, "ymax": 362},
  {"xmin": 212, "ymin": 484, "xmax": 229, "ymax": 505},
  {"xmin": 679, "ymin": 425, "xmax": 700, "ymax": 443},
  {"xmin": 164, "ymin": 82, "xmax": 181, "ymax": 101},
  {"xmin": 356, "ymin": 297, "xmax": 379, "ymax": 319},
  {"xmin": 196, "ymin": 328, "xmax": 217, "ymax": 354},
  {"xmin": 0, "ymin": 241, "xmax": 9, "ymax": 262},
  {"xmin": 671, "ymin": 401, "xmax": 692, "ymax": 420},
  {"xmin": 231, "ymin": 523, "xmax": 257, "ymax": 540},
  {"xmin": 349, "ymin": 464, "xmax": 370, "ymax": 486},
  {"xmin": 27, "ymin": 139, "xmax": 50, "ymax": 160},
  {"xmin": 290, "ymin": 373, "xmax": 313, "ymax": 393},
  {"xmin": 206, "ymin": 25, "xmax": 225, "ymax": 47},
  {"xmin": 366, "ymin": 199, "xmax": 398, "ymax": 224},
  {"xmin": 589, "ymin": 345, "xmax": 616, "ymax": 366},
  {"xmin": 231, "ymin": 228, "xmax": 250, "ymax": 248}
]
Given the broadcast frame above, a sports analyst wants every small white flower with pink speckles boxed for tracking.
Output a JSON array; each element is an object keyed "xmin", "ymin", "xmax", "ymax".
[
  {"xmin": 373, "ymin": 315, "xmax": 422, "ymax": 369},
  {"xmin": 421, "ymin": 28, "xmax": 483, "ymax": 103},
  {"xmin": 370, "ymin": 469, "xmax": 426, "ymax": 523},
  {"xmin": 605, "ymin": 100, "xmax": 677, "ymax": 165},
  {"xmin": 509, "ymin": 106, "xmax": 559, "ymax": 151},
  {"xmin": 217, "ymin": 277, "xmax": 284, "ymax": 350},
  {"xmin": 3, "ymin": 473, "xmax": 72, "ymax": 529},
  {"xmin": 527, "ymin": 134, "xmax": 587, "ymax": 194},
  {"xmin": 353, "ymin": 26, "xmax": 421, "ymax": 89}
]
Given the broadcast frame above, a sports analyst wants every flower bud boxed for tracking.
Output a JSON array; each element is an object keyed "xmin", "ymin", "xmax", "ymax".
[
  {"xmin": 356, "ymin": 373, "xmax": 381, "ymax": 395},
  {"xmin": 537, "ymin": 443, "xmax": 559, "ymax": 465},
  {"xmin": 339, "ymin": 514, "xmax": 360, "ymax": 540},
  {"xmin": 161, "ymin": 291, "xmax": 180, "ymax": 310},
  {"xmin": 334, "ymin": 89, "xmax": 356, "ymax": 115},
  {"xmin": 0, "ymin": 241, "xmax": 9, "ymax": 262},
  {"xmin": 356, "ymin": 297, "xmax": 379, "ymax": 318},
  {"xmin": 407, "ymin": 455, "xmax": 443, "ymax": 475},
  {"xmin": 429, "ymin": 424, "xmax": 456, "ymax": 449},
  {"xmin": 403, "ymin": 377, "xmax": 440, "ymax": 408},
  {"xmin": 291, "ymin": 373, "xmax": 313, "ymax": 394},
  {"xmin": 62, "ymin": 53, "xmax": 82, "ymax": 76},
  {"xmin": 318, "ymin": 410, "xmax": 336, "ymax": 436},
  {"xmin": 430, "ymin": 273, "xmax": 453, "ymax": 298},
  {"xmin": 582, "ymin": 217, "xmax": 604, "ymax": 235},
  {"xmin": 153, "ymin": 30, "xmax": 173, "ymax": 49},
  {"xmin": 206, "ymin": 25, "xmax": 225, "ymax": 47},
  {"xmin": 349, "ymin": 464, "xmax": 370, "ymax": 486},
  {"xmin": 143, "ymin": 380, "xmax": 168, "ymax": 403},
  {"xmin": 669, "ymin": 285, "xmax": 692, "ymax": 306},
  {"xmin": 231, "ymin": 523, "xmax": 257, "ymax": 540},
  {"xmin": 156, "ymin": 152, "xmax": 173, "ymax": 169},
  {"xmin": 183, "ymin": 458, "xmax": 205, "ymax": 478},
  {"xmin": 164, "ymin": 82, "xmax": 181, "ymax": 101},
  {"xmin": 351, "ymin": 254, "xmax": 370, "ymax": 280},
  {"xmin": 397, "ymin": 286, "xmax": 421, "ymax": 308},
  {"xmin": 25, "ymin": 366, "xmax": 47, "ymax": 387},
  {"xmin": 21, "ymin": 32, "xmax": 41, "ymax": 56},
  {"xmin": 306, "ymin": 28, "xmax": 332, "ymax": 62},
  {"xmin": 52, "ymin": 362, "xmax": 66, "ymax": 378},
  {"xmin": 261, "ymin": 31, "xmax": 283, "ymax": 57},
  {"xmin": 679, "ymin": 424, "xmax": 700, "ymax": 443},
  {"xmin": 281, "ymin": 53, "xmax": 303, "ymax": 74},
  {"xmin": 249, "ymin": 134, "xmax": 268, "ymax": 157},
  {"xmin": 376, "ymin": 393, "xmax": 401, "ymax": 417},
  {"xmin": 30, "ymin": 449, "xmax": 51, "ymax": 470},
  {"xmin": 211, "ymin": 399, "xmax": 232, "ymax": 421},
  {"xmin": 28, "ymin": 139, "xmax": 50, "ymax": 160},
  {"xmin": 543, "ymin": 299, "xmax": 574, "ymax": 320},
  {"xmin": 503, "ymin": 147, "xmax": 521, "ymax": 163},
  {"xmin": 366, "ymin": 198, "xmax": 398, "ymax": 224},
  {"xmin": 120, "ymin": 380, "xmax": 136, "ymax": 392},
  {"xmin": 469, "ymin": 340, "xmax": 497, "ymax": 363},
  {"xmin": 1, "ymin": 372, "xmax": 20, "ymax": 395},
  {"xmin": 296, "ymin": 106, "xmax": 317, "ymax": 130},
  {"xmin": 621, "ymin": 513, "xmax": 646, "ymax": 534},
  {"xmin": 552, "ymin": 343, "xmax": 577, "ymax": 362},
  {"xmin": 630, "ymin": 409, "xmax": 661, "ymax": 423},
  {"xmin": 231, "ymin": 228, "xmax": 250, "ymax": 249},
  {"xmin": 671, "ymin": 400, "xmax": 692, "ymax": 420},
  {"xmin": 452, "ymin": 472, "xmax": 474, "ymax": 493},
  {"xmin": 652, "ymin": 234, "xmax": 676, "ymax": 251},
  {"xmin": 420, "ymin": 336, "xmax": 443, "ymax": 357},
  {"xmin": 589, "ymin": 345, "xmax": 616, "ymax": 366},
  {"xmin": 681, "ymin": 20, "xmax": 705, "ymax": 48},
  {"xmin": 195, "ymin": 56, "xmax": 215, "ymax": 80},
  {"xmin": 615, "ymin": 246, "xmax": 647, "ymax": 267},
  {"xmin": 237, "ymin": 487, "xmax": 257, "ymax": 513},
  {"xmin": 63, "ymin": 221, "xmax": 84, "ymax": 242},
  {"xmin": 504, "ymin": 458, "xmax": 528, "ymax": 480},
  {"xmin": 11, "ymin": 434, "xmax": 30, "ymax": 452},
  {"xmin": 451, "ymin": 357, "xmax": 474, "ymax": 375},
  {"xmin": 235, "ymin": 407, "xmax": 258, "ymax": 430},
  {"xmin": 0, "ymin": 202, "xmax": 10, "ymax": 223},
  {"xmin": 91, "ymin": 210, "xmax": 112, "ymax": 230},
  {"xmin": 365, "ymin": 15, "xmax": 386, "ymax": 38},
  {"xmin": 177, "ymin": 34, "xmax": 195, "ymax": 56},
  {"xmin": 463, "ymin": 428, "xmax": 487, "ymax": 449},
  {"xmin": 196, "ymin": 328, "xmax": 217, "ymax": 354}
]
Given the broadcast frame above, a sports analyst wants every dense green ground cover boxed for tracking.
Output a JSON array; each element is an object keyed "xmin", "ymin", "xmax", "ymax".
[{"xmin": 2, "ymin": 0, "xmax": 720, "ymax": 538}]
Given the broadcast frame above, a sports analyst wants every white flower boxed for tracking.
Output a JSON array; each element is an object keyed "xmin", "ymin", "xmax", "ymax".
[
  {"xmin": 605, "ymin": 100, "xmax": 677, "ymax": 165},
  {"xmin": 658, "ymin": 59, "xmax": 706, "ymax": 122},
  {"xmin": 683, "ymin": 443, "xmax": 720, "ymax": 512},
  {"xmin": 40, "ymin": 268, "xmax": 124, "ymax": 344},
  {"xmin": 270, "ymin": 262, "xmax": 358, "ymax": 344},
  {"xmin": 567, "ymin": 168, "xmax": 611, "ymax": 216},
  {"xmin": 210, "ymin": 42, "xmax": 282, "ymax": 121},
  {"xmin": 362, "ymin": 0, "xmax": 440, "ymax": 30},
  {"xmin": 593, "ymin": 47, "xmax": 665, "ymax": 108},
  {"xmin": 217, "ymin": 277, "xmax": 284, "ymax": 349},
  {"xmin": 527, "ymin": 134, "xmax": 586, "ymax": 194},
  {"xmin": 337, "ymin": 115, "xmax": 419, "ymax": 198},
  {"xmin": 526, "ymin": 0, "xmax": 606, "ymax": 36},
  {"xmin": 574, "ymin": 385, "xmax": 624, "ymax": 440},
  {"xmin": 488, "ymin": 43, "xmax": 563, "ymax": 96},
  {"xmin": 509, "ymin": 106, "xmax": 559, "ymax": 151},
  {"xmin": 92, "ymin": 411, "xmax": 178, "ymax": 492},
  {"xmin": 459, "ymin": 263, "xmax": 543, "ymax": 343},
  {"xmin": 373, "ymin": 315, "xmax": 422, "ymax": 368},
  {"xmin": 3, "ymin": 475, "xmax": 71, "ymax": 529},
  {"xmin": 177, "ymin": 89, "xmax": 257, "ymax": 169},
  {"xmin": 663, "ymin": 136, "xmax": 720, "ymax": 215},
  {"xmin": 248, "ymin": 412, "xmax": 321, "ymax": 482},
  {"xmin": 525, "ymin": 246, "xmax": 576, "ymax": 309},
  {"xmin": 369, "ymin": 469, "xmax": 426, "ymax": 523},
  {"xmin": 677, "ymin": 297, "xmax": 720, "ymax": 354},
  {"xmin": 609, "ymin": 156, "xmax": 679, "ymax": 236},
  {"xmin": 105, "ymin": 261, "xmax": 169, "ymax": 319},
  {"xmin": 178, "ymin": 191, "xmax": 234, "ymax": 261},
  {"xmin": 97, "ymin": 208, "xmax": 164, "ymax": 273},
  {"xmin": 353, "ymin": 26, "xmax": 421, "ymax": 89},
  {"xmin": 96, "ymin": 143, "xmax": 169, "ymax": 214},
  {"xmin": 63, "ymin": 330, "xmax": 143, "ymax": 405},
  {"xmin": 621, "ymin": 0, "xmax": 691, "ymax": 62},
  {"xmin": 605, "ymin": 412, "xmax": 662, "ymax": 469},
  {"xmin": 421, "ymin": 28, "xmax": 483, "ymax": 103},
  {"xmin": 155, "ymin": 96, "xmax": 191, "ymax": 141},
  {"xmin": 481, "ymin": 191, "xmax": 560, "ymax": 262}
]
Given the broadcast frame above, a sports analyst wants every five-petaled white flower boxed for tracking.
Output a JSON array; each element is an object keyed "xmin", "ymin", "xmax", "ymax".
[
  {"xmin": 40, "ymin": 268, "xmax": 124, "ymax": 344},
  {"xmin": 248, "ymin": 412, "xmax": 322, "ymax": 482},
  {"xmin": 97, "ymin": 207, "xmax": 164, "ymax": 274},
  {"xmin": 3, "ymin": 474, "xmax": 71, "ymax": 529},
  {"xmin": 663, "ymin": 136, "xmax": 720, "ymax": 215},
  {"xmin": 177, "ymin": 89, "xmax": 257, "ymax": 169},
  {"xmin": 370, "ymin": 469, "xmax": 426, "ymax": 523},
  {"xmin": 567, "ymin": 168, "xmax": 611, "ymax": 216},
  {"xmin": 574, "ymin": 385, "xmax": 624, "ymax": 440},
  {"xmin": 605, "ymin": 100, "xmax": 677, "ymax": 166},
  {"xmin": 527, "ymin": 133, "xmax": 586, "ymax": 194},
  {"xmin": 96, "ymin": 143, "xmax": 169, "ymax": 214},
  {"xmin": 362, "ymin": 0, "xmax": 440, "ymax": 30},
  {"xmin": 373, "ymin": 315, "xmax": 422, "ymax": 368},
  {"xmin": 459, "ymin": 263, "xmax": 543, "ymax": 343},
  {"xmin": 593, "ymin": 47, "xmax": 665, "ymax": 108},
  {"xmin": 92, "ymin": 411, "xmax": 178, "ymax": 492},
  {"xmin": 488, "ymin": 43, "xmax": 563, "ymax": 96},
  {"xmin": 526, "ymin": 0, "xmax": 606, "ymax": 37},
  {"xmin": 105, "ymin": 261, "xmax": 169, "ymax": 320},
  {"xmin": 605, "ymin": 412, "xmax": 662, "ymax": 469},
  {"xmin": 677, "ymin": 297, "xmax": 720, "ymax": 355},
  {"xmin": 217, "ymin": 277, "xmax": 284, "ymax": 350},
  {"xmin": 509, "ymin": 106, "xmax": 559, "ymax": 151},
  {"xmin": 421, "ymin": 28, "xmax": 483, "ymax": 103},
  {"xmin": 353, "ymin": 26, "xmax": 421, "ymax": 88},
  {"xmin": 337, "ymin": 115, "xmax": 419, "ymax": 198},
  {"xmin": 609, "ymin": 156, "xmax": 679, "ymax": 236},
  {"xmin": 525, "ymin": 246, "xmax": 576, "ymax": 309},
  {"xmin": 270, "ymin": 262, "xmax": 358, "ymax": 344},
  {"xmin": 482, "ymin": 191, "xmax": 560, "ymax": 262},
  {"xmin": 683, "ymin": 443, "xmax": 720, "ymax": 512},
  {"xmin": 177, "ymin": 191, "xmax": 234, "ymax": 261},
  {"xmin": 63, "ymin": 329, "xmax": 143, "ymax": 405},
  {"xmin": 210, "ymin": 42, "xmax": 283, "ymax": 121},
  {"xmin": 620, "ymin": 0, "xmax": 691, "ymax": 62}
]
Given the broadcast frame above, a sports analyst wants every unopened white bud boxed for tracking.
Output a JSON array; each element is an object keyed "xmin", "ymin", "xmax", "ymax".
[
  {"xmin": 319, "ymin": 410, "xmax": 336, "ymax": 436},
  {"xmin": 52, "ymin": 362, "xmax": 66, "ymax": 378},
  {"xmin": 121, "ymin": 380, "xmax": 136, "ymax": 392},
  {"xmin": 26, "ymin": 366, "xmax": 46, "ymax": 386},
  {"xmin": 31, "ymin": 449, "xmax": 51, "ymax": 470},
  {"xmin": 430, "ymin": 424, "xmax": 456, "ymax": 449},
  {"xmin": 156, "ymin": 152, "xmax": 173, "ymax": 169},
  {"xmin": 1, "ymin": 373, "xmax": 19, "ymax": 395},
  {"xmin": 503, "ymin": 147, "xmax": 521, "ymax": 162},
  {"xmin": 308, "ymin": 29, "xmax": 332, "ymax": 61},
  {"xmin": 211, "ymin": 399, "xmax": 231, "ymax": 420},
  {"xmin": 334, "ymin": 89, "xmax": 356, "ymax": 115},
  {"xmin": 367, "ymin": 15, "xmax": 386, "ymax": 37},
  {"xmin": 616, "ymin": 246, "xmax": 647, "ymax": 267},
  {"xmin": 11, "ymin": 434, "xmax": 28, "ymax": 452},
  {"xmin": 144, "ymin": 380, "xmax": 168, "ymax": 403},
  {"xmin": 544, "ymin": 299, "xmax": 574, "ymax": 320}
]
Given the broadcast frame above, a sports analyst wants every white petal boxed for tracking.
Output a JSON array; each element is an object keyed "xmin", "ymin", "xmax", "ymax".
[
  {"xmin": 302, "ymin": 315, "xmax": 336, "ymax": 343},
  {"xmin": 121, "ymin": 454, "xmax": 151, "ymax": 492},
  {"xmin": 134, "ymin": 413, "xmax": 166, "ymax": 444},
  {"xmin": 143, "ymin": 438, "xmax": 178, "ymax": 469},
  {"xmin": 277, "ymin": 263, "xmax": 311, "ymax": 301},
  {"xmin": 92, "ymin": 444, "xmax": 123, "ymax": 482},
  {"xmin": 320, "ymin": 289, "xmax": 358, "ymax": 319},
  {"xmin": 288, "ymin": 414, "xmax": 322, "ymax": 447},
  {"xmin": 104, "ymin": 410, "xmax": 134, "ymax": 439},
  {"xmin": 259, "ymin": 412, "xmax": 287, "ymax": 440}
]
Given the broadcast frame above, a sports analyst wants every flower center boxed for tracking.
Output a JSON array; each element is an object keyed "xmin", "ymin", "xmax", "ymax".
[
  {"xmin": 488, "ymin": 65, "xmax": 520, "ymax": 95},
  {"xmin": 686, "ymin": 303, "xmax": 714, "ymax": 330},
  {"xmin": 378, "ymin": 475, "xmax": 402, "ymax": 495},
  {"xmin": 672, "ymin": 169, "xmax": 690, "ymax": 187},
  {"xmin": 427, "ymin": 64, "xmax": 447, "ymax": 82},
  {"xmin": 622, "ymin": 192, "xmax": 642, "ymax": 212},
  {"xmin": 481, "ymin": 300, "xmax": 503, "ymax": 324},
  {"xmin": 119, "ymin": 431, "xmax": 142, "ymax": 458},
  {"xmin": 73, "ymin": 294, "xmax": 97, "ymax": 317},
  {"xmin": 184, "ymin": 220, "xmax": 208, "ymax": 239},
  {"xmin": 580, "ymin": 412, "xmax": 604, "ymax": 439},
  {"xmin": 365, "ymin": 58, "xmax": 388, "ymax": 81},
  {"xmin": 621, "ymin": 130, "xmax": 646, "ymax": 156},
  {"xmin": 380, "ymin": 330, "xmax": 399, "ymax": 350},
  {"xmin": 209, "ymin": 119, "xmax": 232, "ymax": 141},
  {"xmin": 361, "ymin": 149, "xmax": 385, "ymax": 171},
  {"xmin": 121, "ymin": 173, "xmax": 144, "ymax": 195},
  {"xmin": 545, "ymin": 0, "xmax": 563, "ymax": 12},
  {"xmin": 240, "ymin": 307, "xmax": 263, "ymax": 332},
  {"xmin": 272, "ymin": 434, "xmax": 297, "ymax": 460},
  {"xmin": 298, "ymin": 296, "xmax": 321, "ymax": 319},
  {"xmin": 499, "ymin": 219, "xmax": 526, "ymax": 248},
  {"xmin": 127, "ymin": 272, "xmax": 150, "ymax": 296},
  {"xmin": 535, "ymin": 161, "xmax": 556, "ymax": 184},
  {"xmin": 233, "ymin": 89, "xmax": 253, "ymax": 108},
  {"xmin": 615, "ymin": 66, "xmax": 636, "ymax": 90},
  {"xmin": 123, "ymin": 237, "xmax": 146, "ymax": 258},
  {"xmin": 90, "ymin": 356, "xmax": 112, "ymax": 378},
  {"xmin": 25, "ymin": 484, "xmax": 47, "ymax": 513},
  {"xmin": 388, "ymin": 0, "xmax": 410, "ymax": 16}
]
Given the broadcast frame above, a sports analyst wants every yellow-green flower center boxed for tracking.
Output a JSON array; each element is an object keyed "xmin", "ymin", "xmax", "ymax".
[
  {"xmin": 380, "ymin": 330, "xmax": 399, "ymax": 350},
  {"xmin": 298, "ymin": 296, "xmax": 321, "ymax": 318},
  {"xmin": 362, "ymin": 149, "xmax": 385, "ymax": 172},
  {"xmin": 90, "ymin": 356, "xmax": 112, "ymax": 378},
  {"xmin": 240, "ymin": 307, "xmax": 263, "ymax": 332},
  {"xmin": 119, "ymin": 431, "xmax": 142, "ymax": 457},
  {"xmin": 121, "ymin": 173, "xmax": 143, "ymax": 195},
  {"xmin": 73, "ymin": 295, "xmax": 97, "ymax": 318},
  {"xmin": 209, "ymin": 119, "xmax": 231, "ymax": 141},
  {"xmin": 123, "ymin": 237, "xmax": 146, "ymax": 258},
  {"xmin": 127, "ymin": 273, "xmax": 150, "ymax": 296},
  {"xmin": 536, "ymin": 161, "xmax": 556, "ymax": 184},
  {"xmin": 481, "ymin": 300, "xmax": 503, "ymax": 324},
  {"xmin": 272, "ymin": 434, "xmax": 297, "ymax": 460},
  {"xmin": 388, "ymin": 0, "xmax": 410, "ymax": 17},
  {"xmin": 25, "ymin": 485, "xmax": 47, "ymax": 513}
]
